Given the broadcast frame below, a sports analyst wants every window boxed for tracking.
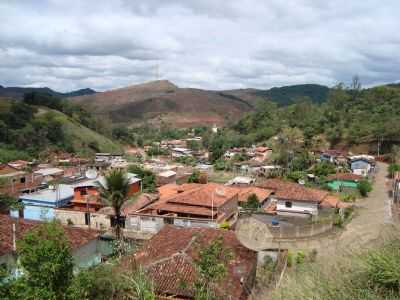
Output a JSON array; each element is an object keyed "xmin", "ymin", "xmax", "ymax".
[
  {"xmin": 80, "ymin": 189, "xmax": 88, "ymax": 196},
  {"xmin": 20, "ymin": 177, "xmax": 26, "ymax": 183},
  {"xmin": 285, "ymin": 201, "xmax": 292, "ymax": 208}
]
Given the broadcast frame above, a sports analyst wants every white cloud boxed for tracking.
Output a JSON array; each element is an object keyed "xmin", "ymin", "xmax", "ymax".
[{"xmin": 0, "ymin": 0, "xmax": 399, "ymax": 92}]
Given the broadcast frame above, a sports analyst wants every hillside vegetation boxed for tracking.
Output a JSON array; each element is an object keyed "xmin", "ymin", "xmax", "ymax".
[
  {"xmin": 272, "ymin": 232, "xmax": 400, "ymax": 300},
  {"xmin": 0, "ymin": 93, "xmax": 120, "ymax": 161},
  {"xmin": 229, "ymin": 82, "xmax": 400, "ymax": 152}
]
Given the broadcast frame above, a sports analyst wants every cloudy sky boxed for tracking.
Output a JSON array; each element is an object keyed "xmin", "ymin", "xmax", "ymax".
[{"xmin": 1, "ymin": 0, "xmax": 399, "ymax": 92}]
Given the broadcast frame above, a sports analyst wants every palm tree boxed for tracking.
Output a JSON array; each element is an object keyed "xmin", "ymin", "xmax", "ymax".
[{"xmin": 100, "ymin": 170, "xmax": 130, "ymax": 241}]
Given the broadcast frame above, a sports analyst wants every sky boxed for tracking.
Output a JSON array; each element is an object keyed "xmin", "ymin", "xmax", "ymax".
[{"xmin": 1, "ymin": 0, "xmax": 400, "ymax": 92}]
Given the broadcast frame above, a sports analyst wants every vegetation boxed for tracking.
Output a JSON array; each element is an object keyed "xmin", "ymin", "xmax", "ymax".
[
  {"xmin": 7, "ymin": 221, "xmax": 74, "ymax": 299},
  {"xmin": 241, "ymin": 194, "xmax": 260, "ymax": 210},
  {"xmin": 100, "ymin": 170, "xmax": 131, "ymax": 242},
  {"xmin": 193, "ymin": 237, "xmax": 232, "ymax": 300},
  {"xmin": 0, "ymin": 193, "xmax": 23, "ymax": 211},
  {"xmin": 128, "ymin": 165, "xmax": 156, "ymax": 193},
  {"xmin": 388, "ymin": 163, "xmax": 400, "ymax": 178},
  {"xmin": 358, "ymin": 179, "xmax": 373, "ymax": 197},
  {"xmin": 0, "ymin": 93, "xmax": 120, "ymax": 160},
  {"xmin": 273, "ymin": 235, "xmax": 400, "ymax": 300},
  {"xmin": 230, "ymin": 81, "xmax": 400, "ymax": 153},
  {"xmin": 188, "ymin": 170, "xmax": 201, "ymax": 183}
]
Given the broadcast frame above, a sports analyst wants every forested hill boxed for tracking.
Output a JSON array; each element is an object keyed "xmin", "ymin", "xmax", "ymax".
[
  {"xmin": 227, "ymin": 83, "xmax": 400, "ymax": 153},
  {"xmin": 0, "ymin": 92, "xmax": 120, "ymax": 162},
  {"xmin": 0, "ymin": 85, "xmax": 96, "ymax": 100}
]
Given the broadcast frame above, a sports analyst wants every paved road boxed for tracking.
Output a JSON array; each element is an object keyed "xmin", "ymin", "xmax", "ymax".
[{"xmin": 236, "ymin": 162, "xmax": 393, "ymax": 255}]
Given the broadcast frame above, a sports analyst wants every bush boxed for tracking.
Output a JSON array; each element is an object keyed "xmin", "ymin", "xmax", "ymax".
[
  {"xmin": 358, "ymin": 180, "xmax": 372, "ymax": 197},
  {"xmin": 388, "ymin": 164, "xmax": 400, "ymax": 178},
  {"xmin": 188, "ymin": 170, "xmax": 201, "ymax": 183},
  {"xmin": 296, "ymin": 251, "xmax": 306, "ymax": 265},
  {"xmin": 286, "ymin": 171, "xmax": 307, "ymax": 183}
]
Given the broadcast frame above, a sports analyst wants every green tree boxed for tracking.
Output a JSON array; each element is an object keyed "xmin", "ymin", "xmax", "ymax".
[
  {"xmin": 128, "ymin": 165, "xmax": 156, "ymax": 193},
  {"xmin": 358, "ymin": 180, "xmax": 372, "ymax": 197},
  {"xmin": 17, "ymin": 221, "xmax": 74, "ymax": 299},
  {"xmin": 0, "ymin": 193, "xmax": 23, "ymax": 212},
  {"xmin": 241, "ymin": 193, "xmax": 260, "ymax": 210},
  {"xmin": 188, "ymin": 170, "xmax": 201, "ymax": 183},
  {"xmin": 101, "ymin": 170, "xmax": 130, "ymax": 241},
  {"xmin": 193, "ymin": 237, "xmax": 232, "ymax": 300}
]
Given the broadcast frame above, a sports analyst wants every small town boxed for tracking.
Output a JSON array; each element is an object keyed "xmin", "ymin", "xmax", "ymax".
[{"xmin": 1, "ymin": 1, "xmax": 400, "ymax": 300}]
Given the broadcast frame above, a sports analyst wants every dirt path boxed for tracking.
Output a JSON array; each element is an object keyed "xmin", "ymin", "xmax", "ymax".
[{"xmin": 236, "ymin": 162, "xmax": 393, "ymax": 254}]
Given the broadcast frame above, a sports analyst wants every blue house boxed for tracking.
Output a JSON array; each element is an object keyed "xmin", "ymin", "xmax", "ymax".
[
  {"xmin": 16, "ymin": 185, "xmax": 74, "ymax": 221},
  {"xmin": 349, "ymin": 155, "xmax": 375, "ymax": 177}
]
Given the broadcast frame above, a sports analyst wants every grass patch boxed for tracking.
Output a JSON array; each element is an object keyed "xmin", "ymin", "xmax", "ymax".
[{"xmin": 272, "ymin": 229, "xmax": 400, "ymax": 300}]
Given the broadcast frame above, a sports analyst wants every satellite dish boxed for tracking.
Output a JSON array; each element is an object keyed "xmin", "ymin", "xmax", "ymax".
[{"xmin": 85, "ymin": 169, "xmax": 98, "ymax": 179}]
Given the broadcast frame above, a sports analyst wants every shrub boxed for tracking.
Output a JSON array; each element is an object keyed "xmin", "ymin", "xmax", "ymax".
[
  {"xmin": 287, "ymin": 251, "xmax": 294, "ymax": 267},
  {"xmin": 296, "ymin": 251, "xmax": 306, "ymax": 265},
  {"xmin": 219, "ymin": 221, "xmax": 230, "ymax": 230},
  {"xmin": 388, "ymin": 164, "xmax": 400, "ymax": 178},
  {"xmin": 358, "ymin": 180, "xmax": 372, "ymax": 197}
]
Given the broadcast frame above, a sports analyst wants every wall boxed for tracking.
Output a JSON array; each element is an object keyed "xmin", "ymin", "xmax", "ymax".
[
  {"xmin": 128, "ymin": 182, "xmax": 140, "ymax": 196},
  {"xmin": 72, "ymin": 239, "xmax": 113, "ymax": 269},
  {"xmin": 276, "ymin": 199, "xmax": 318, "ymax": 216},
  {"xmin": 126, "ymin": 214, "xmax": 165, "ymax": 233},
  {"xmin": 90, "ymin": 213, "xmax": 111, "ymax": 230},
  {"xmin": 55, "ymin": 209, "xmax": 87, "ymax": 226},
  {"xmin": 22, "ymin": 205, "xmax": 55, "ymax": 221}
]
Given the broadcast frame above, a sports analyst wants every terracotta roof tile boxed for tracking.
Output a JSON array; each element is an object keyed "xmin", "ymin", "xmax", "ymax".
[
  {"xmin": 327, "ymin": 173, "xmax": 363, "ymax": 182},
  {"xmin": 122, "ymin": 226, "xmax": 257, "ymax": 300},
  {"xmin": 258, "ymin": 179, "xmax": 328, "ymax": 203},
  {"xmin": 232, "ymin": 187, "xmax": 273, "ymax": 203},
  {"xmin": 0, "ymin": 214, "xmax": 99, "ymax": 256}
]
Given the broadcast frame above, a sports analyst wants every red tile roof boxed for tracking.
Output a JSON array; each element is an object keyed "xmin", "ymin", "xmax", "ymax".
[
  {"xmin": 122, "ymin": 226, "xmax": 257, "ymax": 299},
  {"xmin": 258, "ymin": 179, "xmax": 328, "ymax": 203},
  {"xmin": 0, "ymin": 214, "xmax": 99, "ymax": 256},
  {"xmin": 122, "ymin": 193, "xmax": 158, "ymax": 215},
  {"xmin": 327, "ymin": 173, "xmax": 363, "ymax": 182},
  {"xmin": 233, "ymin": 187, "xmax": 273, "ymax": 203},
  {"xmin": 320, "ymin": 196, "xmax": 349, "ymax": 209}
]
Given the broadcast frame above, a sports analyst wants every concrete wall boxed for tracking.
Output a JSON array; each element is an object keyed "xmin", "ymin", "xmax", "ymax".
[
  {"xmin": 22, "ymin": 205, "xmax": 55, "ymax": 221},
  {"xmin": 126, "ymin": 214, "xmax": 165, "ymax": 233},
  {"xmin": 55, "ymin": 209, "xmax": 87, "ymax": 226},
  {"xmin": 276, "ymin": 199, "xmax": 318, "ymax": 216}
]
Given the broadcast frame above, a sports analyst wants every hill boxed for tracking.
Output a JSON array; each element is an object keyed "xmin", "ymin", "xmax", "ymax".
[
  {"xmin": 44, "ymin": 108, "xmax": 122, "ymax": 155},
  {"xmin": 0, "ymin": 85, "xmax": 96, "ymax": 99},
  {"xmin": 72, "ymin": 80, "xmax": 254, "ymax": 127},
  {"xmin": 223, "ymin": 84, "xmax": 330, "ymax": 106},
  {"xmin": 0, "ymin": 98, "xmax": 121, "ymax": 161}
]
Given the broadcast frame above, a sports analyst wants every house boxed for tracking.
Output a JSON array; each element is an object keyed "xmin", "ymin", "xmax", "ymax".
[
  {"xmin": 349, "ymin": 155, "xmax": 375, "ymax": 177},
  {"xmin": 0, "ymin": 164, "xmax": 44, "ymax": 196},
  {"xmin": 156, "ymin": 170, "xmax": 177, "ymax": 186},
  {"xmin": 54, "ymin": 173, "xmax": 141, "ymax": 228},
  {"xmin": 326, "ymin": 172, "xmax": 363, "ymax": 191},
  {"xmin": 98, "ymin": 172, "xmax": 141, "ymax": 196},
  {"xmin": 95, "ymin": 153, "xmax": 123, "ymax": 163},
  {"xmin": 320, "ymin": 149, "xmax": 348, "ymax": 164},
  {"xmin": 131, "ymin": 183, "xmax": 239, "ymax": 231},
  {"xmin": 16, "ymin": 184, "xmax": 74, "ymax": 221},
  {"xmin": 121, "ymin": 226, "xmax": 257, "ymax": 300},
  {"xmin": 33, "ymin": 167, "xmax": 64, "ymax": 182},
  {"xmin": 171, "ymin": 147, "xmax": 192, "ymax": 158},
  {"xmin": 259, "ymin": 179, "xmax": 337, "ymax": 217},
  {"xmin": 7, "ymin": 160, "xmax": 30, "ymax": 170},
  {"xmin": 259, "ymin": 165, "xmax": 283, "ymax": 177},
  {"xmin": 254, "ymin": 146, "xmax": 272, "ymax": 162},
  {"xmin": 0, "ymin": 215, "xmax": 112, "ymax": 277}
]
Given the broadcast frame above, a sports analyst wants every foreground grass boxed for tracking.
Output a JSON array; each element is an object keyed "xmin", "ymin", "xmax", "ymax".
[{"xmin": 271, "ymin": 229, "xmax": 400, "ymax": 300}]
